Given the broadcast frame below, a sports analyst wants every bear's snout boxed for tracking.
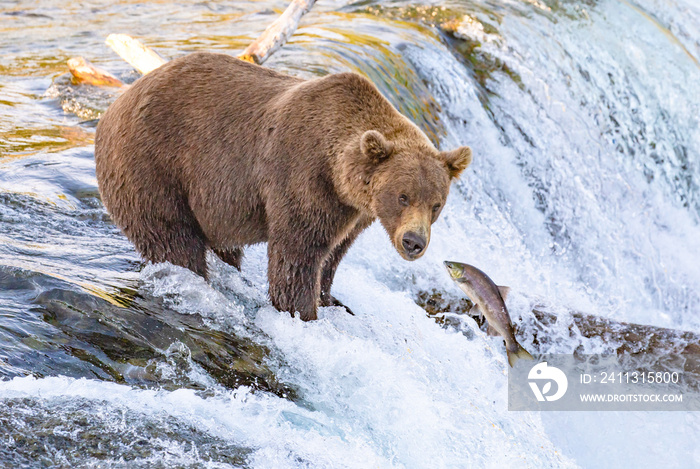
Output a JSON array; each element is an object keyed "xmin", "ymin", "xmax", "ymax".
[{"xmin": 401, "ymin": 231, "xmax": 426, "ymax": 259}]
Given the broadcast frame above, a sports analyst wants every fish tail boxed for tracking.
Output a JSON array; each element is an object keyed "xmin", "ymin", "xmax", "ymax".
[{"xmin": 507, "ymin": 342, "xmax": 534, "ymax": 367}]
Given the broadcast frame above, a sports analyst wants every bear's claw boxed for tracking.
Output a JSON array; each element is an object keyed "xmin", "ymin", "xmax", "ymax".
[{"xmin": 321, "ymin": 293, "xmax": 355, "ymax": 316}]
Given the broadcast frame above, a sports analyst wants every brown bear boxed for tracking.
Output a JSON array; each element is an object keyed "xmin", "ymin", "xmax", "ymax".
[{"xmin": 95, "ymin": 52, "xmax": 472, "ymax": 321}]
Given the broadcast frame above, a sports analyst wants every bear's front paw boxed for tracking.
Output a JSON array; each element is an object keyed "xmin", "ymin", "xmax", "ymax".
[{"xmin": 320, "ymin": 292, "xmax": 354, "ymax": 316}]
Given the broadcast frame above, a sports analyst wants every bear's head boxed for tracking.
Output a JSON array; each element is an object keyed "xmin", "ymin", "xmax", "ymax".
[{"xmin": 359, "ymin": 130, "xmax": 472, "ymax": 261}]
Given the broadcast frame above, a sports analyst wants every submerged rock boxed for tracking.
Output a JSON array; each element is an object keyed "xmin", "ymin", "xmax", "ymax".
[
  {"xmin": 0, "ymin": 266, "xmax": 296, "ymax": 400},
  {"xmin": 33, "ymin": 286, "xmax": 297, "ymax": 399}
]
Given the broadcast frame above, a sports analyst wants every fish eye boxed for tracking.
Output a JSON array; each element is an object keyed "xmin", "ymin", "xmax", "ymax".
[{"xmin": 398, "ymin": 194, "xmax": 409, "ymax": 206}]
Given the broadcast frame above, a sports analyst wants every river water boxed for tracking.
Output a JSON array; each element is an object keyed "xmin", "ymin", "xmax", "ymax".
[{"xmin": 1, "ymin": 0, "xmax": 699, "ymax": 467}]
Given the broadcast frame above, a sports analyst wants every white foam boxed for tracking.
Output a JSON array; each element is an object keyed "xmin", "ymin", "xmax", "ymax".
[
  {"xmin": 128, "ymin": 260, "xmax": 575, "ymax": 468},
  {"xmin": 0, "ymin": 375, "xmax": 390, "ymax": 468}
]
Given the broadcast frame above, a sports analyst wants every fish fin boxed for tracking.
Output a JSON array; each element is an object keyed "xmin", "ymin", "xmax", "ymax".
[
  {"xmin": 469, "ymin": 304, "xmax": 482, "ymax": 320},
  {"xmin": 486, "ymin": 323, "xmax": 499, "ymax": 337},
  {"xmin": 498, "ymin": 286, "xmax": 511, "ymax": 300},
  {"xmin": 507, "ymin": 342, "xmax": 534, "ymax": 367}
]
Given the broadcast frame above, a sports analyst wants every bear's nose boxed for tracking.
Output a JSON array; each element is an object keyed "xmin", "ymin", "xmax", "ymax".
[{"xmin": 402, "ymin": 231, "xmax": 426, "ymax": 257}]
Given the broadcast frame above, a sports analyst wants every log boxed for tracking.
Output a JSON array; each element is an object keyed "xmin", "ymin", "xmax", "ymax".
[
  {"xmin": 67, "ymin": 57, "xmax": 124, "ymax": 87},
  {"xmin": 237, "ymin": 0, "xmax": 316, "ymax": 65},
  {"xmin": 105, "ymin": 33, "xmax": 168, "ymax": 75}
]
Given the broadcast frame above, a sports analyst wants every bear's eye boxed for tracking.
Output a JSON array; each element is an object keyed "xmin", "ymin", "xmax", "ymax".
[
  {"xmin": 432, "ymin": 203, "xmax": 441, "ymax": 213},
  {"xmin": 398, "ymin": 194, "xmax": 409, "ymax": 206}
]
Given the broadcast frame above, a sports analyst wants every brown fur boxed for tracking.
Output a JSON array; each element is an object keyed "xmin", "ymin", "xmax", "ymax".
[{"xmin": 95, "ymin": 52, "xmax": 472, "ymax": 321}]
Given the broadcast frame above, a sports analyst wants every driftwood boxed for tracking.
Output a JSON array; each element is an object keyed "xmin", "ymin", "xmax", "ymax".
[
  {"xmin": 66, "ymin": 0, "xmax": 315, "ymax": 85},
  {"xmin": 105, "ymin": 33, "xmax": 168, "ymax": 75},
  {"xmin": 67, "ymin": 57, "xmax": 124, "ymax": 87},
  {"xmin": 238, "ymin": 0, "xmax": 316, "ymax": 65}
]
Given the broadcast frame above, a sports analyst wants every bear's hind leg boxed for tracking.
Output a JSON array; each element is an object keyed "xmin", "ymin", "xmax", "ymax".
[
  {"xmin": 167, "ymin": 230, "xmax": 208, "ymax": 279},
  {"xmin": 213, "ymin": 247, "xmax": 243, "ymax": 270},
  {"xmin": 122, "ymin": 199, "xmax": 209, "ymax": 279}
]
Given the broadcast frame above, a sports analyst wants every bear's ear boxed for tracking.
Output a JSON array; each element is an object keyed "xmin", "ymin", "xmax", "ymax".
[
  {"xmin": 361, "ymin": 130, "xmax": 394, "ymax": 163},
  {"xmin": 439, "ymin": 146, "xmax": 472, "ymax": 179}
]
